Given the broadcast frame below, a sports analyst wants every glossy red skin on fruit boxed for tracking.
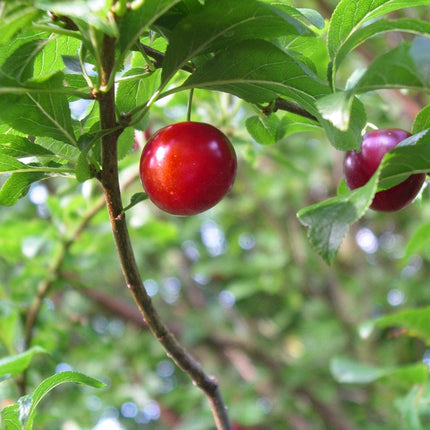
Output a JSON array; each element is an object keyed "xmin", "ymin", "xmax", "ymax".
[
  {"xmin": 344, "ymin": 128, "xmax": 425, "ymax": 212},
  {"xmin": 140, "ymin": 122, "xmax": 237, "ymax": 216}
]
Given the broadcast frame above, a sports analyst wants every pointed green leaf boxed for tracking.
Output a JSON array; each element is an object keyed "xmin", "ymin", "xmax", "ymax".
[
  {"xmin": 0, "ymin": 73, "xmax": 77, "ymax": 144},
  {"xmin": 0, "ymin": 172, "xmax": 46, "ymax": 206},
  {"xmin": 245, "ymin": 115, "xmax": 287, "ymax": 146},
  {"xmin": 161, "ymin": 0, "xmax": 312, "ymax": 84},
  {"xmin": 378, "ymin": 129, "xmax": 430, "ymax": 190},
  {"xmin": 297, "ymin": 168, "xmax": 379, "ymax": 264},
  {"xmin": 123, "ymin": 192, "xmax": 148, "ymax": 213},
  {"xmin": 21, "ymin": 371, "xmax": 105, "ymax": 430},
  {"xmin": 328, "ymin": 0, "xmax": 430, "ymax": 60},
  {"xmin": 334, "ymin": 18, "xmax": 430, "ymax": 74},
  {"xmin": 0, "ymin": 347, "xmax": 47, "ymax": 381}
]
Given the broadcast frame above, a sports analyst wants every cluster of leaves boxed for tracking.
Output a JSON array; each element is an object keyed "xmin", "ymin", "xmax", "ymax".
[{"xmin": 1, "ymin": 0, "xmax": 430, "ymax": 429}]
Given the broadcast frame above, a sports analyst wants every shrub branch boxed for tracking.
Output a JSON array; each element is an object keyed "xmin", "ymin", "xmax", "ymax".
[{"xmin": 98, "ymin": 35, "xmax": 231, "ymax": 430}]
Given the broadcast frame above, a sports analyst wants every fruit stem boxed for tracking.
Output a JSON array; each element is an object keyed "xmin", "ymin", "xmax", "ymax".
[{"xmin": 187, "ymin": 88, "xmax": 194, "ymax": 121}]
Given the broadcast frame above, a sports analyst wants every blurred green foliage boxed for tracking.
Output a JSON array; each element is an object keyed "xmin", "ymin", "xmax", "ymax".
[{"xmin": 1, "ymin": 0, "xmax": 430, "ymax": 429}]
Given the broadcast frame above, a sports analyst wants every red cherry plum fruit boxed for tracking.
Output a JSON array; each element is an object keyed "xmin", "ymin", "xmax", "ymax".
[
  {"xmin": 344, "ymin": 128, "xmax": 425, "ymax": 212},
  {"xmin": 140, "ymin": 122, "xmax": 237, "ymax": 216}
]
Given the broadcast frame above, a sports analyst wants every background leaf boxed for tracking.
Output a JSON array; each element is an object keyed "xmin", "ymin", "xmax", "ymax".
[{"xmin": 331, "ymin": 357, "xmax": 428, "ymax": 385}]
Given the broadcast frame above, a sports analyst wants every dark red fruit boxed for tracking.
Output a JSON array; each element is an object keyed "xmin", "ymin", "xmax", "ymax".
[
  {"xmin": 344, "ymin": 128, "xmax": 425, "ymax": 212},
  {"xmin": 139, "ymin": 121, "xmax": 237, "ymax": 216}
]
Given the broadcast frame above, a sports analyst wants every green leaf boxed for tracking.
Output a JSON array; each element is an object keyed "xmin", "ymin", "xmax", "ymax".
[
  {"xmin": 123, "ymin": 192, "xmax": 148, "ymax": 213},
  {"xmin": 334, "ymin": 18, "xmax": 430, "ymax": 75},
  {"xmin": 0, "ymin": 155, "xmax": 28, "ymax": 173},
  {"xmin": 35, "ymin": 0, "xmax": 118, "ymax": 37},
  {"xmin": 0, "ymin": 346, "xmax": 47, "ymax": 381},
  {"xmin": 245, "ymin": 115, "xmax": 287, "ymax": 146},
  {"xmin": 297, "ymin": 8, "xmax": 325, "ymax": 29},
  {"xmin": 24, "ymin": 371, "xmax": 105, "ymax": 427},
  {"xmin": 117, "ymin": 126, "xmax": 136, "ymax": 160},
  {"xmin": 378, "ymin": 129, "xmax": 430, "ymax": 190},
  {"xmin": 331, "ymin": 357, "xmax": 428, "ymax": 385},
  {"xmin": 0, "ymin": 39, "xmax": 44, "ymax": 83},
  {"xmin": 1, "ymin": 403, "xmax": 21, "ymax": 430},
  {"xmin": 33, "ymin": 36, "xmax": 82, "ymax": 80},
  {"xmin": 369, "ymin": 306, "xmax": 430, "ymax": 344},
  {"xmin": 34, "ymin": 137, "xmax": 80, "ymax": 161},
  {"xmin": 328, "ymin": 0, "xmax": 430, "ymax": 61},
  {"xmin": 0, "ymin": 73, "xmax": 77, "ymax": 145},
  {"xmin": 297, "ymin": 169, "xmax": 379, "ymax": 264},
  {"xmin": 413, "ymin": 105, "xmax": 430, "ymax": 134},
  {"xmin": 182, "ymin": 39, "xmax": 328, "ymax": 110},
  {"xmin": 354, "ymin": 41, "xmax": 430, "ymax": 93},
  {"xmin": 0, "ymin": 6, "xmax": 41, "ymax": 45},
  {"xmin": 0, "ymin": 172, "xmax": 46, "ymax": 206},
  {"xmin": 1, "ymin": 371, "xmax": 105, "ymax": 430},
  {"xmin": 316, "ymin": 91, "xmax": 354, "ymax": 131},
  {"xmin": 0, "ymin": 135, "xmax": 54, "ymax": 158},
  {"xmin": 118, "ymin": 0, "xmax": 182, "ymax": 54},
  {"xmin": 161, "ymin": 0, "xmax": 312, "ymax": 84},
  {"xmin": 299, "ymin": 129, "xmax": 429, "ymax": 262},
  {"xmin": 116, "ymin": 68, "xmax": 161, "ymax": 128}
]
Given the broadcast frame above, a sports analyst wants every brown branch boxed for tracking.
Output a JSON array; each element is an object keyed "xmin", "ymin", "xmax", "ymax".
[
  {"xmin": 98, "ymin": 34, "xmax": 231, "ymax": 430},
  {"xmin": 270, "ymin": 98, "xmax": 318, "ymax": 121}
]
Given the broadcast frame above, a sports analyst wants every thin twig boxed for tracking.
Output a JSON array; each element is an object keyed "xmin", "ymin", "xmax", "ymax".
[
  {"xmin": 140, "ymin": 43, "xmax": 195, "ymax": 73},
  {"xmin": 98, "ymin": 35, "xmax": 231, "ymax": 430}
]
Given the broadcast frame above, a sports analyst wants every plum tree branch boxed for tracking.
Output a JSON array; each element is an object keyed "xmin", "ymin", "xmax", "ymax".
[{"xmin": 98, "ymin": 35, "xmax": 231, "ymax": 430}]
